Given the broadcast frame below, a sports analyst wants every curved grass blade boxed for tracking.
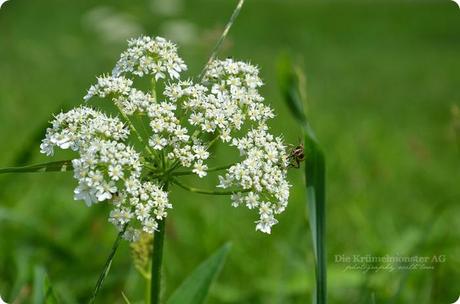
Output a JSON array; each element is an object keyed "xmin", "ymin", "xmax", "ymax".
[
  {"xmin": 167, "ymin": 243, "xmax": 231, "ymax": 304},
  {"xmin": 277, "ymin": 56, "xmax": 327, "ymax": 304},
  {"xmin": 88, "ymin": 225, "xmax": 127, "ymax": 304},
  {"xmin": 277, "ymin": 54, "xmax": 307, "ymax": 126},
  {"xmin": 198, "ymin": 0, "xmax": 245, "ymax": 80},
  {"xmin": 0, "ymin": 160, "xmax": 73, "ymax": 174}
]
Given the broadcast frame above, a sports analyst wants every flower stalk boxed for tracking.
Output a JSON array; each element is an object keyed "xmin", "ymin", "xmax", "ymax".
[
  {"xmin": 150, "ymin": 187, "xmax": 167, "ymax": 304},
  {"xmin": 171, "ymin": 178, "xmax": 250, "ymax": 196}
]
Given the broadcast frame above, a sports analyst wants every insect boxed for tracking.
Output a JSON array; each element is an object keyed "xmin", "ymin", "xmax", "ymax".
[{"xmin": 287, "ymin": 143, "xmax": 305, "ymax": 168}]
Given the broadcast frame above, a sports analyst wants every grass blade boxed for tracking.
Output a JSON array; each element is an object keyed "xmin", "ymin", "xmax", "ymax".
[
  {"xmin": 277, "ymin": 55, "xmax": 307, "ymax": 125},
  {"xmin": 0, "ymin": 160, "xmax": 73, "ymax": 174},
  {"xmin": 198, "ymin": 0, "xmax": 245, "ymax": 80},
  {"xmin": 304, "ymin": 133, "xmax": 326, "ymax": 304},
  {"xmin": 167, "ymin": 243, "xmax": 231, "ymax": 304},
  {"xmin": 88, "ymin": 226, "xmax": 127, "ymax": 304},
  {"xmin": 277, "ymin": 56, "xmax": 327, "ymax": 304},
  {"xmin": 121, "ymin": 291, "xmax": 132, "ymax": 304}
]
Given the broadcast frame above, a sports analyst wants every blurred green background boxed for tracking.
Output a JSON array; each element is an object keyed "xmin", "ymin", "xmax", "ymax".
[{"xmin": 1, "ymin": 0, "xmax": 460, "ymax": 303}]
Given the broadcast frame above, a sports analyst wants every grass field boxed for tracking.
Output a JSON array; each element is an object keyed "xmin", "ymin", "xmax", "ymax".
[{"xmin": 1, "ymin": 0, "xmax": 460, "ymax": 303}]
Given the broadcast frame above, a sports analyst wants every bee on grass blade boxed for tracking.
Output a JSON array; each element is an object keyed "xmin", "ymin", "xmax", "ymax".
[{"xmin": 287, "ymin": 143, "xmax": 305, "ymax": 168}]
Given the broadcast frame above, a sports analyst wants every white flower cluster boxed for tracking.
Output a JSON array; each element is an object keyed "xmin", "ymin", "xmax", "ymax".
[
  {"xmin": 109, "ymin": 180, "xmax": 172, "ymax": 241},
  {"xmin": 112, "ymin": 36, "xmax": 187, "ymax": 79},
  {"xmin": 83, "ymin": 75, "xmax": 210, "ymax": 177},
  {"xmin": 40, "ymin": 106, "xmax": 129, "ymax": 156},
  {"xmin": 41, "ymin": 35, "xmax": 290, "ymax": 240},
  {"xmin": 218, "ymin": 126, "xmax": 290, "ymax": 233}
]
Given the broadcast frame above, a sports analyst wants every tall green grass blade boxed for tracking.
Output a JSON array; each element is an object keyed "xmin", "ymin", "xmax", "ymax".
[
  {"xmin": 198, "ymin": 0, "xmax": 245, "ymax": 80},
  {"xmin": 277, "ymin": 56, "xmax": 327, "ymax": 304},
  {"xmin": 167, "ymin": 243, "xmax": 231, "ymax": 304},
  {"xmin": 88, "ymin": 226, "xmax": 127, "ymax": 304},
  {"xmin": 0, "ymin": 160, "xmax": 73, "ymax": 174},
  {"xmin": 304, "ymin": 133, "xmax": 326, "ymax": 304}
]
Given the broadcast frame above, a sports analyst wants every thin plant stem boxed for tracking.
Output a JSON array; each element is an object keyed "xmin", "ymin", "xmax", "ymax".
[
  {"xmin": 171, "ymin": 178, "xmax": 250, "ymax": 195},
  {"xmin": 171, "ymin": 163, "xmax": 235, "ymax": 176},
  {"xmin": 0, "ymin": 159, "xmax": 73, "ymax": 174},
  {"xmin": 115, "ymin": 105, "xmax": 155, "ymax": 158},
  {"xmin": 198, "ymin": 0, "xmax": 245, "ymax": 80},
  {"xmin": 88, "ymin": 225, "xmax": 127, "ymax": 304},
  {"xmin": 150, "ymin": 183, "xmax": 168, "ymax": 304}
]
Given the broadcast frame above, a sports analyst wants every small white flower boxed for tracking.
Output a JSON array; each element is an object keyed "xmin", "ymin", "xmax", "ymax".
[
  {"xmin": 149, "ymin": 135, "xmax": 168, "ymax": 150},
  {"xmin": 193, "ymin": 160, "xmax": 207, "ymax": 178},
  {"xmin": 108, "ymin": 165, "xmax": 124, "ymax": 181}
]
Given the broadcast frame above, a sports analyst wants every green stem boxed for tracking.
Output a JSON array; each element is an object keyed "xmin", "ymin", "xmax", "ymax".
[
  {"xmin": 150, "ymin": 184, "xmax": 168, "ymax": 304},
  {"xmin": 206, "ymin": 133, "xmax": 220, "ymax": 148},
  {"xmin": 89, "ymin": 225, "xmax": 127, "ymax": 304},
  {"xmin": 198, "ymin": 0, "xmax": 246, "ymax": 80},
  {"xmin": 171, "ymin": 178, "xmax": 249, "ymax": 195},
  {"xmin": 0, "ymin": 159, "xmax": 73, "ymax": 174},
  {"xmin": 171, "ymin": 163, "xmax": 235, "ymax": 176},
  {"xmin": 116, "ymin": 105, "xmax": 155, "ymax": 158},
  {"xmin": 163, "ymin": 160, "xmax": 182, "ymax": 176},
  {"xmin": 151, "ymin": 78, "xmax": 157, "ymax": 101}
]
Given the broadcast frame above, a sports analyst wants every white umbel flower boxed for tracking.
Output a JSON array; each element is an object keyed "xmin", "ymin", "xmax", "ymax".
[
  {"xmin": 112, "ymin": 36, "xmax": 187, "ymax": 79},
  {"xmin": 218, "ymin": 126, "xmax": 290, "ymax": 234},
  {"xmin": 41, "ymin": 35, "xmax": 291, "ymax": 240}
]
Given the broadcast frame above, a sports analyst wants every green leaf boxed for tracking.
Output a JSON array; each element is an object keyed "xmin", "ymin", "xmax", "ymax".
[
  {"xmin": 0, "ymin": 160, "xmax": 73, "ymax": 174},
  {"xmin": 276, "ymin": 54, "xmax": 307, "ymax": 126},
  {"xmin": 304, "ymin": 133, "xmax": 326, "ymax": 304},
  {"xmin": 277, "ymin": 56, "xmax": 327, "ymax": 304},
  {"xmin": 167, "ymin": 243, "xmax": 231, "ymax": 304}
]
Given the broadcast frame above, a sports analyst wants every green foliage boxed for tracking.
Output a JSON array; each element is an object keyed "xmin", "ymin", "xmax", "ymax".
[
  {"xmin": 277, "ymin": 55, "xmax": 306, "ymax": 125},
  {"xmin": 167, "ymin": 243, "xmax": 231, "ymax": 304},
  {"xmin": 278, "ymin": 56, "xmax": 327, "ymax": 303}
]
